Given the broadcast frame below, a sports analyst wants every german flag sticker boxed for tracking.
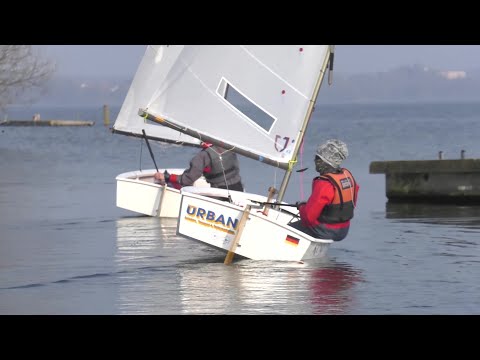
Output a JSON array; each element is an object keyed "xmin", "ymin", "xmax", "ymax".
[{"xmin": 285, "ymin": 234, "xmax": 300, "ymax": 246}]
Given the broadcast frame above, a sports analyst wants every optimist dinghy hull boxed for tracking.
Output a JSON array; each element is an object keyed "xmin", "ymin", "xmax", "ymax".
[
  {"xmin": 116, "ymin": 169, "xmax": 209, "ymax": 217},
  {"xmin": 178, "ymin": 187, "xmax": 332, "ymax": 261}
]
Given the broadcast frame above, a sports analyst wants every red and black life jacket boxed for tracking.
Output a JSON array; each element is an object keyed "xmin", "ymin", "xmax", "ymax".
[{"xmin": 316, "ymin": 168, "xmax": 357, "ymax": 224}]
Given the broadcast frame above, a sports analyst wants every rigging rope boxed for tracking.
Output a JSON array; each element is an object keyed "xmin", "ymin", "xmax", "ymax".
[{"xmin": 212, "ymin": 145, "xmax": 237, "ymax": 203}]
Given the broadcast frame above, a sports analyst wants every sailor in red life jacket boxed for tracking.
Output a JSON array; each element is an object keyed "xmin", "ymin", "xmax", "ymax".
[
  {"xmin": 153, "ymin": 142, "xmax": 244, "ymax": 192},
  {"xmin": 289, "ymin": 139, "xmax": 359, "ymax": 241}
]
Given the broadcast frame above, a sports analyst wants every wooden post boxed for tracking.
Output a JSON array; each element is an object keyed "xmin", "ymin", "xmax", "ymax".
[
  {"xmin": 103, "ymin": 105, "xmax": 110, "ymax": 126},
  {"xmin": 262, "ymin": 186, "xmax": 277, "ymax": 216},
  {"xmin": 224, "ymin": 205, "xmax": 251, "ymax": 265}
]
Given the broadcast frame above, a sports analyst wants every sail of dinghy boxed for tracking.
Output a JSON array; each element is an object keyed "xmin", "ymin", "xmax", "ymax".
[
  {"xmin": 139, "ymin": 45, "xmax": 334, "ymax": 169},
  {"xmin": 112, "ymin": 45, "xmax": 202, "ymax": 146}
]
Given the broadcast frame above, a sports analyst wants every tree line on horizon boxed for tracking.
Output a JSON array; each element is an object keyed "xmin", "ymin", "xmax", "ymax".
[{"xmin": 3, "ymin": 47, "xmax": 480, "ymax": 110}]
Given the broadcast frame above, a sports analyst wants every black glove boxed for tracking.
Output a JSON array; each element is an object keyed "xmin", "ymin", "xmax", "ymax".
[
  {"xmin": 164, "ymin": 170, "xmax": 171, "ymax": 183},
  {"xmin": 295, "ymin": 201, "xmax": 306, "ymax": 209}
]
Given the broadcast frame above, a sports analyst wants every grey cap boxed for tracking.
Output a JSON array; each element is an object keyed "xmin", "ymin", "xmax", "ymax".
[{"xmin": 316, "ymin": 139, "xmax": 348, "ymax": 168}]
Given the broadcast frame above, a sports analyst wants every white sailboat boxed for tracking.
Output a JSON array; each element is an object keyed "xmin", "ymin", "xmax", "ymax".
[
  {"xmin": 139, "ymin": 45, "xmax": 336, "ymax": 261},
  {"xmin": 112, "ymin": 45, "xmax": 209, "ymax": 218}
]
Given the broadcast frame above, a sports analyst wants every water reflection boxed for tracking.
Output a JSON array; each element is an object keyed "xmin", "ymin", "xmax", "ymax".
[
  {"xmin": 114, "ymin": 216, "xmax": 181, "ymax": 314},
  {"xmin": 308, "ymin": 260, "xmax": 363, "ymax": 315},
  {"xmin": 114, "ymin": 217, "xmax": 364, "ymax": 314},
  {"xmin": 178, "ymin": 258, "xmax": 363, "ymax": 315},
  {"xmin": 114, "ymin": 216, "xmax": 227, "ymax": 314},
  {"xmin": 386, "ymin": 202, "xmax": 480, "ymax": 227},
  {"xmin": 116, "ymin": 216, "xmax": 179, "ymax": 256}
]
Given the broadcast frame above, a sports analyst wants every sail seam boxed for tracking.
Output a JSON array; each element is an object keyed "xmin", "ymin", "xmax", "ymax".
[{"xmin": 240, "ymin": 45, "xmax": 308, "ymax": 100}]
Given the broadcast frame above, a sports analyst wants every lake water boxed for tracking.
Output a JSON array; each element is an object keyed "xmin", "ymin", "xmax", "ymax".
[{"xmin": 1, "ymin": 102, "xmax": 479, "ymax": 314}]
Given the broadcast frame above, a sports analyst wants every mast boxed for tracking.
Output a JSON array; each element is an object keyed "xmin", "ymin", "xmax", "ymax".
[{"xmin": 276, "ymin": 45, "xmax": 335, "ymax": 203}]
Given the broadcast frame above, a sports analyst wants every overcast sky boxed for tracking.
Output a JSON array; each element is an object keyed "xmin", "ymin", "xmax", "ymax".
[{"xmin": 37, "ymin": 45, "xmax": 480, "ymax": 78}]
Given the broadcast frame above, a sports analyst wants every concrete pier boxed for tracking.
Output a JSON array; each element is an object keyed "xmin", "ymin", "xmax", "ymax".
[
  {"xmin": 370, "ymin": 159, "xmax": 480, "ymax": 204},
  {"xmin": 0, "ymin": 120, "xmax": 95, "ymax": 126}
]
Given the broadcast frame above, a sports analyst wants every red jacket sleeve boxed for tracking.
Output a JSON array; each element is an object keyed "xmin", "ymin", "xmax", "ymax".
[{"xmin": 299, "ymin": 179, "xmax": 335, "ymax": 227}]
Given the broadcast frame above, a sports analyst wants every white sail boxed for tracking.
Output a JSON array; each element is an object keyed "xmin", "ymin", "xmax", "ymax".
[
  {"xmin": 143, "ymin": 45, "xmax": 330, "ymax": 166},
  {"xmin": 113, "ymin": 45, "xmax": 201, "ymax": 146}
]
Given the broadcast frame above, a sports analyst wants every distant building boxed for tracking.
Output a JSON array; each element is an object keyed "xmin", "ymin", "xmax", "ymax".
[{"xmin": 439, "ymin": 71, "xmax": 467, "ymax": 80}]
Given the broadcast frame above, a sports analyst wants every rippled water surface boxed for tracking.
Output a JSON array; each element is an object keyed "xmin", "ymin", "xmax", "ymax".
[{"xmin": 1, "ymin": 103, "xmax": 479, "ymax": 314}]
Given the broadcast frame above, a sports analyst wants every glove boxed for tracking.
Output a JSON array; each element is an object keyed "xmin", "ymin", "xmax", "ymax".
[
  {"xmin": 295, "ymin": 201, "xmax": 306, "ymax": 209},
  {"xmin": 153, "ymin": 171, "xmax": 166, "ymax": 185},
  {"xmin": 163, "ymin": 170, "xmax": 171, "ymax": 183}
]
